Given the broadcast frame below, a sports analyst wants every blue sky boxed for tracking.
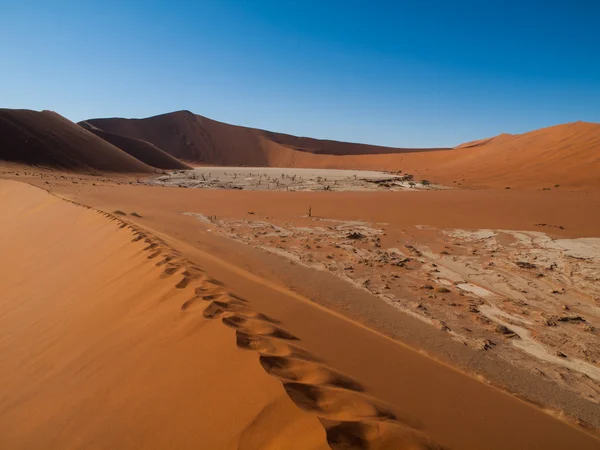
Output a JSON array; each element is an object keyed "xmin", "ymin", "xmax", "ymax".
[{"xmin": 1, "ymin": 0, "xmax": 599, "ymax": 147}]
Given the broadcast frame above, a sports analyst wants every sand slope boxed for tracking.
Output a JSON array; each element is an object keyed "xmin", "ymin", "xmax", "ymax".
[
  {"xmin": 262, "ymin": 121, "xmax": 600, "ymax": 189},
  {"xmin": 84, "ymin": 110, "xmax": 448, "ymax": 165},
  {"xmin": 86, "ymin": 111, "xmax": 600, "ymax": 188},
  {"xmin": 0, "ymin": 180, "xmax": 328, "ymax": 449},
  {"xmin": 413, "ymin": 121, "xmax": 600, "ymax": 188},
  {"xmin": 79, "ymin": 121, "xmax": 192, "ymax": 170},
  {"xmin": 3, "ymin": 178, "xmax": 600, "ymax": 449},
  {"xmin": 0, "ymin": 109, "xmax": 154, "ymax": 173}
]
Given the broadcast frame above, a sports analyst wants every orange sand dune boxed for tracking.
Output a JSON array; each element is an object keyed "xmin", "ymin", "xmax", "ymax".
[
  {"xmin": 0, "ymin": 180, "xmax": 327, "ymax": 449},
  {"xmin": 86, "ymin": 111, "xmax": 600, "ymax": 189},
  {"xmin": 79, "ymin": 121, "xmax": 192, "ymax": 170},
  {"xmin": 454, "ymin": 132, "xmax": 514, "ymax": 149},
  {"xmin": 83, "ymin": 110, "xmax": 448, "ymax": 165},
  {"xmin": 1, "ymin": 179, "xmax": 599, "ymax": 449},
  {"xmin": 413, "ymin": 121, "xmax": 600, "ymax": 188},
  {"xmin": 264, "ymin": 122, "xmax": 600, "ymax": 189},
  {"xmin": 0, "ymin": 109, "xmax": 154, "ymax": 173}
]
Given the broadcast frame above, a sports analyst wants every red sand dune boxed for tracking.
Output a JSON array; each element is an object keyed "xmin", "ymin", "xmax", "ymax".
[
  {"xmin": 84, "ymin": 110, "xmax": 449, "ymax": 165},
  {"xmin": 0, "ymin": 109, "xmax": 154, "ymax": 173},
  {"xmin": 263, "ymin": 121, "xmax": 600, "ymax": 189},
  {"xmin": 454, "ymin": 132, "xmax": 514, "ymax": 149},
  {"xmin": 86, "ymin": 111, "xmax": 600, "ymax": 189},
  {"xmin": 2, "ymin": 107, "xmax": 596, "ymax": 188},
  {"xmin": 2, "ymin": 178, "xmax": 599, "ymax": 449},
  {"xmin": 79, "ymin": 121, "xmax": 192, "ymax": 170},
  {"xmin": 266, "ymin": 121, "xmax": 600, "ymax": 189},
  {"xmin": 401, "ymin": 121, "xmax": 600, "ymax": 188}
]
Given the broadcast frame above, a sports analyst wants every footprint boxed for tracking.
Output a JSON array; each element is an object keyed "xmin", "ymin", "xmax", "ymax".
[
  {"xmin": 259, "ymin": 356, "xmax": 364, "ymax": 392},
  {"xmin": 202, "ymin": 300, "xmax": 280, "ymax": 324},
  {"xmin": 161, "ymin": 265, "xmax": 179, "ymax": 277},
  {"xmin": 176, "ymin": 276, "xmax": 191, "ymax": 289},
  {"xmin": 222, "ymin": 315, "xmax": 299, "ymax": 340},
  {"xmin": 182, "ymin": 269, "xmax": 204, "ymax": 280},
  {"xmin": 201, "ymin": 294, "xmax": 223, "ymax": 301},
  {"xmin": 228, "ymin": 293, "xmax": 249, "ymax": 303},
  {"xmin": 236, "ymin": 331, "xmax": 293, "ymax": 356},
  {"xmin": 283, "ymin": 383, "xmax": 396, "ymax": 422},
  {"xmin": 156, "ymin": 256, "xmax": 173, "ymax": 267},
  {"xmin": 194, "ymin": 283, "xmax": 226, "ymax": 295},
  {"xmin": 202, "ymin": 299, "xmax": 257, "ymax": 317},
  {"xmin": 207, "ymin": 278, "xmax": 225, "ymax": 287},
  {"xmin": 180, "ymin": 294, "xmax": 228, "ymax": 311},
  {"xmin": 147, "ymin": 251, "xmax": 161, "ymax": 259},
  {"xmin": 181, "ymin": 296, "xmax": 202, "ymax": 311},
  {"xmin": 324, "ymin": 420, "xmax": 448, "ymax": 450}
]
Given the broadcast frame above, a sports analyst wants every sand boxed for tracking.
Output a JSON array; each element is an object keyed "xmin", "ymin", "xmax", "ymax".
[
  {"xmin": 84, "ymin": 110, "xmax": 448, "ymax": 164},
  {"xmin": 79, "ymin": 121, "xmax": 192, "ymax": 170},
  {"xmin": 1, "ymin": 107, "xmax": 599, "ymax": 449},
  {"xmin": 0, "ymin": 180, "xmax": 327, "ymax": 449},
  {"xmin": 151, "ymin": 167, "xmax": 438, "ymax": 191},
  {"xmin": 3, "ymin": 107, "xmax": 597, "ymax": 190},
  {"xmin": 2, "ymin": 170, "xmax": 600, "ymax": 449},
  {"xmin": 84, "ymin": 111, "xmax": 600, "ymax": 189},
  {"xmin": 0, "ymin": 110, "xmax": 154, "ymax": 173}
]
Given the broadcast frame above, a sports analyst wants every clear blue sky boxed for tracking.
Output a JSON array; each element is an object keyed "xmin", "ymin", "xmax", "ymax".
[{"xmin": 1, "ymin": 0, "xmax": 599, "ymax": 147}]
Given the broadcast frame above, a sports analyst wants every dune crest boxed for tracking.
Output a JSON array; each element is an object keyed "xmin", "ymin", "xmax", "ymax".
[
  {"xmin": 83, "ymin": 110, "xmax": 449, "ymax": 166},
  {"xmin": 0, "ymin": 180, "xmax": 323, "ymax": 449},
  {"xmin": 0, "ymin": 109, "xmax": 154, "ymax": 173},
  {"xmin": 0, "ymin": 179, "xmax": 450, "ymax": 449},
  {"xmin": 79, "ymin": 121, "xmax": 192, "ymax": 170},
  {"xmin": 85, "ymin": 111, "xmax": 600, "ymax": 189}
]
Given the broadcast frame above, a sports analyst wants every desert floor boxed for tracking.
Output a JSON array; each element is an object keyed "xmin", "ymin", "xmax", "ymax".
[
  {"xmin": 150, "ymin": 167, "xmax": 438, "ymax": 191},
  {"xmin": 1, "ymin": 164, "xmax": 599, "ymax": 449}
]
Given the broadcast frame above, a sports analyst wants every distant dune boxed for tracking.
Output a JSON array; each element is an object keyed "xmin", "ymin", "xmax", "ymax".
[
  {"xmin": 86, "ymin": 111, "xmax": 600, "ymax": 188},
  {"xmin": 454, "ymin": 133, "xmax": 514, "ymax": 149},
  {"xmin": 0, "ymin": 109, "xmax": 154, "ymax": 173},
  {"xmin": 79, "ymin": 121, "xmax": 192, "ymax": 170},
  {"xmin": 84, "ymin": 110, "xmax": 449, "ymax": 165},
  {"xmin": 3, "ymin": 108, "xmax": 597, "ymax": 188},
  {"xmin": 407, "ymin": 121, "xmax": 600, "ymax": 188}
]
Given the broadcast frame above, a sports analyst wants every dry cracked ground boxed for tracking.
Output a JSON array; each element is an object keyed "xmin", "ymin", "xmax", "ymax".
[{"xmin": 184, "ymin": 210, "xmax": 600, "ymax": 405}]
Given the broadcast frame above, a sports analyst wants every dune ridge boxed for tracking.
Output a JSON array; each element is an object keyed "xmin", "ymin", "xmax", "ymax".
[
  {"xmin": 62, "ymin": 191, "xmax": 449, "ymax": 449},
  {"xmin": 79, "ymin": 121, "xmax": 192, "ymax": 170},
  {"xmin": 2, "ymin": 107, "xmax": 597, "ymax": 188},
  {"xmin": 2, "ymin": 179, "xmax": 600, "ymax": 448},
  {"xmin": 83, "ymin": 110, "xmax": 449, "ymax": 165},
  {"xmin": 85, "ymin": 111, "xmax": 600, "ymax": 188},
  {"xmin": 0, "ymin": 180, "xmax": 444, "ymax": 449},
  {"xmin": 0, "ymin": 109, "xmax": 154, "ymax": 173}
]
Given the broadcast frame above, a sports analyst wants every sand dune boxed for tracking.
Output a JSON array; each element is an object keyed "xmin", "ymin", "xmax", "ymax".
[
  {"xmin": 79, "ymin": 121, "xmax": 192, "ymax": 170},
  {"xmin": 0, "ymin": 109, "xmax": 154, "ymax": 173},
  {"xmin": 454, "ymin": 132, "xmax": 514, "ymax": 149},
  {"xmin": 85, "ymin": 111, "xmax": 600, "ymax": 188},
  {"xmin": 262, "ymin": 121, "xmax": 600, "ymax": 189},
  {"xmin": 402, "ymin": 121, "xmax": 600, "ymax": 188},
  {"xmin": 84, "ymin": 110, "xmax": 449, "ymax": 165},
  {"xmin": 0, "ymin": 180, "xmax": 327, "ymax": 449},
  {"xmin": 2, "ymin": 178, "xmax": 599, "ymax": 449}
]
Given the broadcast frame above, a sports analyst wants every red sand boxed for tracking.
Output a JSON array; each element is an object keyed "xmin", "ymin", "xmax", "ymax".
[
  {"xmin": 2, "ymin": 178, "xmax": 599, "ymax": 449},
  {"xmin": 80, "ymin": 121, "xmax": 192, "ymax": 170},
  {"xmin": 86, "ymin": 111, "xmax": 600, "ymax": 189},
  {"xmin": 0, "ymin": 109, "xmax": 154, "ymax": 173}
]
